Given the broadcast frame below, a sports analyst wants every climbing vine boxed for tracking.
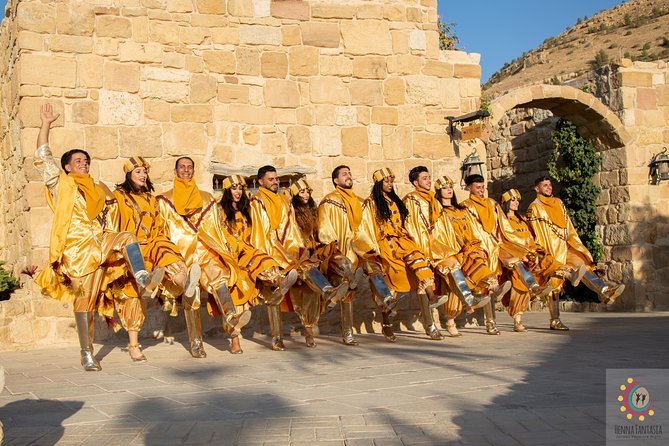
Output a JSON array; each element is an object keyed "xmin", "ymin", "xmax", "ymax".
[{"xmin": 547, "ymin": 119, "xmax": 605, "ymax": 263}]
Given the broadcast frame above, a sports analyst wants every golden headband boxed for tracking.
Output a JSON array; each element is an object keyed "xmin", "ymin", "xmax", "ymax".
[
  {"xmin": 289, "ymin": 179, "xmax": 312, "ymax": 197},
  {"xmin": 123, "ymin": 156, "xmax": 150, "ymax": 173},
  {"xmin": 501, "ymin": 189, "xmax": 521, "ymax": 203},
  {"xmin": 434, "ymin": 176, "xmax": 455, "ymax": 190},
  {"xmin": 222, "ymin": 175, "xmax": 246, "ymax": 190},
  {"xmin": 372, "ymin": 168, "xmax": 395, "ymax": 183}
]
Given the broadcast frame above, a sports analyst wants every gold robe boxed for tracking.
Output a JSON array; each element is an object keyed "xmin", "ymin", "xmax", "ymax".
[
  {"xmin": 526, "ymin": 196, "xmax": 593, "ymax": 269},
  {"xmin": 222, "ymin": 210, "xmax": 279, "ymax": 284},
  {"xmin": 114, "ymin": 189, "xmax": 184, "ymax": 300},
  {"xmin": 248, "ymin": 189, "xmax": 304, "ymax": 270},
  {"xmin": 157, "ymin": 189, "xmax": 254, "ymax": 309},
  {"xmin": 357, "ymin": 195, "xmax": 433, "ymax": 293},
  {"xmin": 318, "ymin": 188, "xmax": 373, "ymax": 270},
  {"xmin": 503, "ymin": 215, "xmax": 562, "ymax": 293},
  {"xmin": 441, "ymin": 206, "xmax": 495, "ymax": 289},
  {"xmin": 34, "ymin": 171, "xmax": 126, "ymax": 325},
  {"xmin": 462, "ymin": 196, "xmax": 528, "ymax": 275}
]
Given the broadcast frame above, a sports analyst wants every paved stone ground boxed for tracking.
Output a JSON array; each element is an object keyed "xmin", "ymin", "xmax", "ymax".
[{"xmin": 1, "ymin": 311, "xmax": 668, "ymax": 445}]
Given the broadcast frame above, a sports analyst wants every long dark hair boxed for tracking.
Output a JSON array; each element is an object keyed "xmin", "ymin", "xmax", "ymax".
[
  {"xmin": 435, "ymin": 188, "xmax": 465, "ymax": 210},
  {"xmin": 220, "ymin": 188, "xmax": 251, "ymax": 226},
  {"xmin": 116, "ymin": 171, "xmax": 154, "ymax": 194},
  {"xmin": 292, "ymin": 194, "xmax": 317, "ymax": 235},
  {"xmin": 372, "ymin": 181, "xmax": 408, "ymax": 223},
  {"xmin": 502, "ymin": 199, "xmax": 526, "ymax": 223}
]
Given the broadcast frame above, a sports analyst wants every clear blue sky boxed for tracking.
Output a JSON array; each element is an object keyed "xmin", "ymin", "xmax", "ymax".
[
  {"xmin": 438, "ymin": 0, "xmax": 624, "ymax": 82},
  {"xmin": 1, "ymin": 0, "xmax": 623, "ymax": 83}
]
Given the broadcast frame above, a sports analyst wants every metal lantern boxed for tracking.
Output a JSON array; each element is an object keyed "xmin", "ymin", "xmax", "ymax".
[
  {"xmin": 460, "ymin": 148, "xmax": 485, "ymax": 187},
  {"xmin": 649, "ymin": 148, "xmax": 669, "ymax": 185}
]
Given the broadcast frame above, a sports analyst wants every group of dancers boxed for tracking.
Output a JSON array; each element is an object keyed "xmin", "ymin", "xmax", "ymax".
[{"xmin": 33, "ymin": 104, "xmax": 625, "ymax": 371}]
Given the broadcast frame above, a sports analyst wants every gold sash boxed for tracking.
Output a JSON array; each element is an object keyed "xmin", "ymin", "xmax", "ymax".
[
  {"xmin": 336, "ymin": 186, "xmax": 363, "ymax": 231},
  {"xmin": 173, "ymin": 177, "xmax": 203, "ymax": 216}
]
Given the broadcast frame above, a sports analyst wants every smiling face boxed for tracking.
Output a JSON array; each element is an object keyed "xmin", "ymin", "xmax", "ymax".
[
  {"xmin": 508, "ymin": 197, "xmax": 520, "ymax": 213},
  {"xmin": 535, "ymin": 179, "xmax": 553, "ymax": 197},
  {"xmin": 334, "ymin": 167, "xmax": 353, "ymax": 189},
  {"xmin": 382, "ymin": 176, "xmax": 394, "ymax": 194},
  {"xmin": 65, "ymin": 152, "xmax": 90, "ymax": 175},
  {"xmin": 298, "ymin": 188, "xmax": 311, "ymax": 204},
  {"xmin": 258, "ymin": 170, "xmax": 279, "ymax": 193},
  {"xmin": 130, "ymin": 167, "xmax": 148, "ymax": 189},
  {"xmin": 175, "ymin": 158, "xmax": 195, "ymax": 181},
  {"xmin": 230, "ymin": 184, "xmax": 244, "ymax": 204},
  {"xmin": 413, "ymin": 171, "xmax": 432, "ymax": 190},
  {"xmin": 468, "ymin": 181, "xmax": 486, "ymax": 198}
]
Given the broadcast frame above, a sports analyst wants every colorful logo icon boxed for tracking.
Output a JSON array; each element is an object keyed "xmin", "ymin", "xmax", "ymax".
[{"xmin": 618, "ymin": 377, "xmax": 655, "ymax": 422}]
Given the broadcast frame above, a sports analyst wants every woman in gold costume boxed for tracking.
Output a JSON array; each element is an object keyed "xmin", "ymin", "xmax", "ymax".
[
  {"xmin": 219, "ymin": 175, "xmax": 290, "ymax": 352},
  {"xmin": 288, "ymin": 179, "xmax": 352, "ymax": 347},
  {"xmin": 501, "ymin": 189, "xmax": 585, "ymax": 331},
  {"xmin": 433, "ymin": 176, "xmax": 509, "ymax": 336},
  {"xmin": 113, "ymin": 157, "xmax": 200, "ymax": 361}
]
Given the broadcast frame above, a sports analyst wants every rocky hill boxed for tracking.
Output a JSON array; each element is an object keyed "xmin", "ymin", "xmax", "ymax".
[{"xmin": 484, "ymin": 0, "xmax": 669, "ymax": 95}]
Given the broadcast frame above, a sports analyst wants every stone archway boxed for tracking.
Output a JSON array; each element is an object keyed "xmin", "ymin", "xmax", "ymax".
[
  {"xmin": 490, "ymin": 84, "xmax": 632, "ymax": 148},
  {"xmin": 486, "ymin": 84, "xmax": 635, "ymax": 308}
]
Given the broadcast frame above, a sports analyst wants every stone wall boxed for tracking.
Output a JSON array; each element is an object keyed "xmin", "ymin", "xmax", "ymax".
[
  {"xmin": 0, "ymin": 0, "xmax": 484, "ymax": 350},
  {"xmin": 0, "ymin": 0, "xmax": 481, "ymax": 273},
  {"xmin": 486, "ymin": 108, "xmax": 557, "ymax": 204},
  {"xmin": 486, "ymin": 60, "xmax": 669, "ymax": 311},
  {"xmin": 613, "ymin": 59, "xmax": 669, "ymax": 311}
]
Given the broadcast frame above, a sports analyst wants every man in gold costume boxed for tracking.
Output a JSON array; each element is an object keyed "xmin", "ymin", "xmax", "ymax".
[
  {"xmin": 249, "ymin": 165, "xmax": 335, "ymax": 351},
  {"xmin": 526, "ymin": 176, "xmax": 625, "ymax": 310},
  {"xmin": 318, "ymin": 165, "xmax": 382, "ymax": 345},
  {"xmin": 157, "ymin": 157, "xmax": 255, "ymax": 357},
  {"xmin": 403, "ymin": 166, "xmax": 491, "ymax": 340},
  {"xmin": 34, "ymin": 104, "xmax": 162, "ymax": 371},
  {"xmin": 357, "ymin": 168, "xmax": 449, "ymax": 342},
  {"xmin": 462, "ymin": 174, "xmax": 552, "ymax": 334}
]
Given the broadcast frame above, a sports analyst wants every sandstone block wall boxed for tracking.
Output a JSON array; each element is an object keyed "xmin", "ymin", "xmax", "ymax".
[
  {"xmin": 0, "ymin": 0, "xmax": 481, "ymax": 275},
  {"xmin": 486, "ymin": 60, "xmax": 669, "ymax": 310},
  {"xmin": 0, "ymin": 0, "xmax": 485, "ymax": 350}
]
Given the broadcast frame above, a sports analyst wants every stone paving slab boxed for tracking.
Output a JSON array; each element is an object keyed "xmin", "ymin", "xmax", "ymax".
[{"xmin": 1, "ymin": 312, "xmax": 668, "ymax": 445}]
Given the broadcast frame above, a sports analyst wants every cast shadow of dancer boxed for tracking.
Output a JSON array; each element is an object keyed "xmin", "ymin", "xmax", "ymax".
[{"xmin": 0, "ymin": 399, "xmax": 84, "ymax": 445}]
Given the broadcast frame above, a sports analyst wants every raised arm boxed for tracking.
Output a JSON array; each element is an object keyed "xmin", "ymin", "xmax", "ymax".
[
  {"xmin": 34, "ymin": 103, "xmax": 63, "ymax": 199},
  {"xmin": 37, "ymin": 103, "xmax": 60, "ymax": 148}
]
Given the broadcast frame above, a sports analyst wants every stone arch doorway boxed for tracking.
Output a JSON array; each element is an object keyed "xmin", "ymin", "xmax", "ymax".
[{"xmin": 485, "ymin": 84, "xmax": 634, "ymax": 307}]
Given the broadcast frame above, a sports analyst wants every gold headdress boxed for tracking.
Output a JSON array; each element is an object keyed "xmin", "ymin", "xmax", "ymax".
[
  {"xmin": 372, "ymin": 168, "xmax": 395, "ymax": 183},
  {"xmin": 123, "ymin": 156, "xmax": 150, "ymax": 173},
  {"xmin": 222, "ymin": 175, "xmax": 246, "ymax": 190},
  {"xmin": 289, "ymin": 178, "xmax": 312, "ymax": 197},
  {"xmin": 501, "ymin": 188, "xmax": 521, "ymax": 204}
]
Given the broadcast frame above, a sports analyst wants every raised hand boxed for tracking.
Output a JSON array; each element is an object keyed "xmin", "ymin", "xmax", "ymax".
[{"xmin": 40, "ymin": 103, "xmax": 60, "ymax": 126}]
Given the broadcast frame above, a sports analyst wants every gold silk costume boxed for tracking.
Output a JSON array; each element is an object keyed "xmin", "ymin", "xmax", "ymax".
[
  {"xmin": 526, "ymin": 195, "xmax": 593, "ymax": 269},
  {"xmin": 34, "ymin": 168, "xmax": 127, "ymax": 324},
  {"xmin": 441, "ymin": 206, "xmax": 495, "ymax": 289},
  {"xmin": 461, "ymin": 196, "xmax": 528, "ymax": 273},
  {"xmin": 358, "ymin": 195, "xmax": 434, "ymax": 293},
  {"xmin": 157, "ymin": 187, "xmax": 250, "ymax": 310},
  {"xmin": 113, "ymin": 188, "xmax": 185, "ymax": 329},
  {"xmin": 222, "ymin": 210, "xmax": 279, "ymax": 287},
  {"xmin": 249, "ymin": 188, "xmax": 304, "ymax": 270},
  {"xmin": 318, "ymin": 187, "xmax": 371, "ymax": 270}
]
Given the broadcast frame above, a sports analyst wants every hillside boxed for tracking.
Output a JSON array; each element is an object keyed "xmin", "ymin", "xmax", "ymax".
[{"xmin": 484, "ymin": 0, "xmax": 669, "ymax": 95}]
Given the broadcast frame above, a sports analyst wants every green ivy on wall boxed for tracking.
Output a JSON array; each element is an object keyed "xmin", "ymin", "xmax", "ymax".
[{"xmin": 547, "ymin": 119, "xmax": 605, "ymax": 263}]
